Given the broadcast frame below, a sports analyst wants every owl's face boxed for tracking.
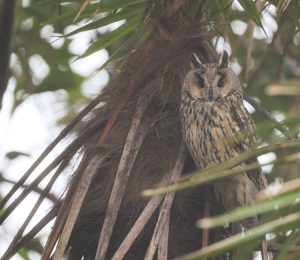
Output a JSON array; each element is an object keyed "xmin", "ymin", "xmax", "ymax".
[{"xmin": 183, "ymin": 51, "xmax": 242, "ymax": 102}]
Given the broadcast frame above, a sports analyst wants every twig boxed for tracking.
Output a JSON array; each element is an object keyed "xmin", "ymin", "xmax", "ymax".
[
  {"xmin": 111, "ymin": 196, "xmax": 163, "ymax": 260},
  {"xmin": 73, "ymin": 0, "xmax": 91, "ymax": 22},
  {"xmin": 95, "ymin": 92, "xmax": 153, "ymax": 260},
  {"xmin": 52, "ymin": 155, "xmax": 105, "ymax": 260},
  {"xmin": 278, "ymin": 0, "xmax": 292, "ymax": 13},
  {"xmin": 158, "ymin": 213, "xmax": 169, "ymax": 260},
  {"xmin": 0, "ymin": 138, "xmax": 74, "ymax": 224},
  {"xmin": 0, "ymin": 0, "xmax": 16, "ymax": 110},
  {"xmin": 112, "ymin": 157, "xmax": 180, "ymax": 260},
  {"xmin": 144, "ymin": 143, "xmax": 187, "ymax": 260},
  {"xmin": 4, "ymin": 205, "xmax": 59, "ymax": 259},
  {"xmin": 41, "ymin": 154, "xmax": 91, "ymax": 260},
  {"xmin": 111, "ymin": 175, "xmax": 172, "ymax": 260},
  {"xmin": 202, "ymin": 200, "xmax": 210, "ymax": 248},
  {"xmin": 0, "ymin": 93, "xmax": 103, "ymax": 211},
  {"xmin": 261, "ymin": 236, "xmax": 269, "ymax": 260},
  {"xmin": 0, "ymin": 113, "xmax": 106, "ymax": 225},
  {"xmin": 0, "ymin": 176, "xmax": 58, "ymax": 203},
  {"xmin": 1, "ymin": 160, "xmax": 68, "ymax": 260},
  {"xmin": 243, "ymin": 93, "xmax": 294, "ymax": 140}
]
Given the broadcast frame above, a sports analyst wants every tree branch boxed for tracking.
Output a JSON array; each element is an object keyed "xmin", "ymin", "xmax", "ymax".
[
  {"xmin": 95, "ymin": 92, "xmax": 153, "ymax": 260},
  {"xmin": 145, "ymin": 142, "xmax": 187, "ymax": 260},
  {"xmin": 52, "ymin": 155, "xmax": 106, "ymax": 260}
]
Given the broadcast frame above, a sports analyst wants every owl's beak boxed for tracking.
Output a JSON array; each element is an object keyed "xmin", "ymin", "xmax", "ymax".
[{"xmin": 208, "ymin": 87, "xmax": 214, "ymax": 101}]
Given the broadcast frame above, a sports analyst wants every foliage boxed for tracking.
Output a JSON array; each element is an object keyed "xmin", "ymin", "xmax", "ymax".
[{"xmin": 1, "ymin": 0, "xmax": 300, "ymax": 259}]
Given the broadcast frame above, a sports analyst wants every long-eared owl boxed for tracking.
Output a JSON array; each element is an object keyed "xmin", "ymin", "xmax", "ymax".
[{"xmin": 180, "ymin": 51, "xmax": 267, "ymax": 230}]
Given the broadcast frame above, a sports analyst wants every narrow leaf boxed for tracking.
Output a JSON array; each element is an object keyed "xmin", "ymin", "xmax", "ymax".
[
  {"xmin": 64, "ymin": 4, "xmax": 145, "ymax": 37},
  {"xmin": 142, "ymin": 139, "xmax": 300, "ymax": 197},
  {"xmin": 237, "ymin": 0, "xmax": 264, "ymax": 28},
  {"xmin": 6, "ymin": 151, "xmax": 30, "ymax": 160},
  {"xmin": 43, "ymin": 4, "xmax": 98, "ymax": 24},
  {"xmin": 100, "ymin": 0, "xmax": 146, "ymax": 10},
  {"xmin": 93, "ymin": 24, "xmax": 152, "ymax": 73},
  {"xmin": 177, "ymin": 213, "xmax": 300, "ymax": 260},
  {"xmin": 198, "ymin": 190, "xmax": 300, "ymax": 229},
  {"xmin": 276, "ymin": 228, "xmax": 300, "ymax": 260},
  {"xmin": 80, "ymin": 15, "xmax": 142, "ymax": 58}
]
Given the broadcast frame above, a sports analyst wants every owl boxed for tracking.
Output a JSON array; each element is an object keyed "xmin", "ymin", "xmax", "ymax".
[{"xmin": 180, "ymin": 51, "xmax": 267, "ymax": 231}]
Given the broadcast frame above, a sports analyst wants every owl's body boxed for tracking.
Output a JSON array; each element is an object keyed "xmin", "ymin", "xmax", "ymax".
[{"xmin": 180, "ymin": 52, "xmax": 267, "ymax": 229}]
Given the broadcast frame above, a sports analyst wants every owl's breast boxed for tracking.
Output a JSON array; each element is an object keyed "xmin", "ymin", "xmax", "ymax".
[{"xmin": 181, "ymin": 102, "xmax": 244, "ymax": 168}]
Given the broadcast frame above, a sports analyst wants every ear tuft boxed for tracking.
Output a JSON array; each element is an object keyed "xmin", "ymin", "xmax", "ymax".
[
  {"xmin": 218, "ymin": 51, "xmax": 229, "ymax": 69},
  {"xmin": 192, "ymin": 53, "xmax": 204, "ymax": 68}
]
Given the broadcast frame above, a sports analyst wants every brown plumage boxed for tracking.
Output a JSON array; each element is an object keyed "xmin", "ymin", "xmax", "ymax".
[{"xmin": 180, "ymin": 51, "xmax": 267, "ymax": 230}]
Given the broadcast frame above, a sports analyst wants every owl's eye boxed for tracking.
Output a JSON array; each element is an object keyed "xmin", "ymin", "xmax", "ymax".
[
  {"xmin": 217, "ymin": 75, "xmax": 225, "ymax": 88},
  {"xmin": 197, "ymin": 76, "xmax": 205, "ymax": 89}
]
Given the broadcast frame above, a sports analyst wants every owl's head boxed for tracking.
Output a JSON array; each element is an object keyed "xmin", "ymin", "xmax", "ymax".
[{"xmin": 183, "ymin": 51, "xmax": 242, "ymax": 102}]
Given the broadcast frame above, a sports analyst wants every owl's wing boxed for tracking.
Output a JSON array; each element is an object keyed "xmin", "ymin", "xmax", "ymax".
[{"xmin": 227, "ymin": 104, "xmax": 267, "ymax": 190}]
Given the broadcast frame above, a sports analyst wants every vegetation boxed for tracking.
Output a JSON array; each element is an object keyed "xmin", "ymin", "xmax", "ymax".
[{"xmin": 0, "ymin": 0, "xmax": 300, "ymax": 259}]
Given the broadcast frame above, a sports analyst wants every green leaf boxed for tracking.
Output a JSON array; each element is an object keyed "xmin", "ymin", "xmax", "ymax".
[
  {"xmin": 6, "ymin": 151, "xmax": 31, "ymax": 160},
  {"xmin": 237, "ymin": 0, "xmax": 264, "ymax": 28},
  {"xmin": 178, "ymin": 213, "xmax": 300, "ymax": 260},
  {"xmin": 64, "ymin": 4, "xmax": 145, "ymax": 37},
  {"xmin": 80, "ymin": 15, "xmax": 142, "ymax": 58},
  {"xmin": 100, "ymin": 0, "xmax": 146, "ymax": 10},
  {"xmin": 94, "ymin": 24, "xmax": 152, "ymax": 73},
  {"xmin": 277, "ymin": 228, "xmax": 300, "ymax": 260},
  {"xmin": 198, "ymin": 189, "xmax": 300, "ymax": 229},
  {"xmin": 142, "ymin": 139, "xmax": 300, "ymax": 197},
  {"xmin": 42, "ymin": 4, "xmax": 98, "ymax": 24}
]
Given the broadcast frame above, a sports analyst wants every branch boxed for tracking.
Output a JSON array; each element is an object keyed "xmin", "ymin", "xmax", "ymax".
[
  {"xmin": 95, "ymin": 92, "xmax": 153, "ymax": 260},
  {"xmin": 260, "ymin": 236, "xmax": 269, "ymax": 260},
  {"xmin": 2, "ymin": 160, "xmax": 68, "ymax": 260},
  {"xmin": 41, "ymin": 154, "xmax": 91, "ymax": 259},
  {"xmin": 52, "ymin": 155, "xmax": 106, "ymax": 260},
  {"xmin": 145, "ymin": 143, "xmax": 187, "ymax": 260},
  {"xmin": 201, "ymin": 200, "xmax": 210, "ymax": 248},
  {"xmin": 112, "ymin": 175, "xmax": 171, "ymax": 260},
  {"xmin": 158, "ymin": 214, "xmax": 169, "ymax": 260},
  {"xmin": 0, "ymin": 0, "xmax": 16, "ymax": 110},
  {"xmin": 6, "ymin": 205, "xmax": 59, "ymax": 259}
]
